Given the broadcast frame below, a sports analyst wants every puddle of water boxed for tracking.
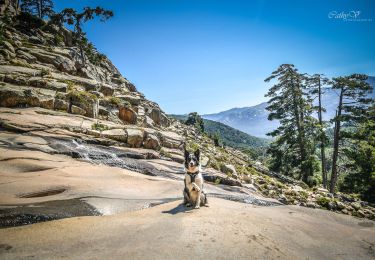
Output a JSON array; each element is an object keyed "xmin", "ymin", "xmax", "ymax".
[
  {"xmin": 19, "ymin": 188, "xmax": 66, "ymax": 198},
  {"xmin": 0, "ymin": 199, "xmax": 100, "ymax": 229}
]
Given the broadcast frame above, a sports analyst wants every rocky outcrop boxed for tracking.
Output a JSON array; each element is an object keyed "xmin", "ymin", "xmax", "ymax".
[
  {"xmin": 0, "ymin": 20, "xmax": 171, "ymax": 128},
  {"xmin": 126, "ymin": 128, "xmax": 144, "ymax": 148},
  {"xmin": 119, "ymin": 106, "xmax": 137, "ymax": 124}
]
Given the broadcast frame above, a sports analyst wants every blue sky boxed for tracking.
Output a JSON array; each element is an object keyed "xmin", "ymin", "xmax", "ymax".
[{"xmin": 54, "ymin": 0, "xmax": 375, "ymax": 114}]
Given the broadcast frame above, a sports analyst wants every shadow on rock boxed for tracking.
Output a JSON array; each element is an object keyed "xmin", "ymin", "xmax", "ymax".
[{"xmin": 162, "ymin": 203, "xmax": 194, "ymax": 215}]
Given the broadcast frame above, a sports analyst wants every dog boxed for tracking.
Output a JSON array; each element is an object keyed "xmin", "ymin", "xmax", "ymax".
[{"xmin": 183, "ymin": 148, "xmax": 208, "ymax": 208}]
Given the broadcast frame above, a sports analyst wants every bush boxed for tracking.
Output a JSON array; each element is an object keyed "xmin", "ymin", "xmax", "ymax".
[
  {"xmin": 91, "ymin": 122, "xmax": 109, "ymax": 132},
  {"xmin": 316, "ymin": 196, "xmax": 331, "ymax": 209},
  {"xmin": 16, "ymin": 12, "xmax": 45, "ymax": 31}
]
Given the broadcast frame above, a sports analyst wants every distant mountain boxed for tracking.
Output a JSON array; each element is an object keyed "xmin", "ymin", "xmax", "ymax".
[
  {"xmin": 169, "ymin": 114, "xmax": 270, "ymax": 156},
  {"xmin": 203, "ymin": 76, "xmax": 375, "ymax": 138},
  {"xmin": 203, "ymin": 102, "xmax": 278, "ymax": 138}
]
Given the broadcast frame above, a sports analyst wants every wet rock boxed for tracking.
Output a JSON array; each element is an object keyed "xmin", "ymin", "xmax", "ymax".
[
  {"xmin": 143, "ymin": 134, "xmax": 160, "ymax": 150},
  {"xmin": 101, "ymin": 129, "xmax": 127, "ymax": 142},
  {"xmin": 126, "ymin": 128, "xmax": 144, "ymax": 148},
  {"xmin": 119, "ymin": 106, "xmax": 137, "ymax": 124}
]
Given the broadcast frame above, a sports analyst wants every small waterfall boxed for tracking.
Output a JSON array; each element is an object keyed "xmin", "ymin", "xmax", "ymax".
[{"xmin": 52, "ymin": 139, "xmax": 141, "ymax": 172}]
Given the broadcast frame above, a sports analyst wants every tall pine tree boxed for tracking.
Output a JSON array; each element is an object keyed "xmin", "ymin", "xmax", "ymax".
[
  {"xmin": 308, "ymin": 74, "xmax": 330, "ymax": 188},
  {"xmin": 265, "ymin": 64, "xmax": 317, "ymax": 183},
  {"xmin": 330, "ymin": 74, "xmax": 373, "ymax": 193}
]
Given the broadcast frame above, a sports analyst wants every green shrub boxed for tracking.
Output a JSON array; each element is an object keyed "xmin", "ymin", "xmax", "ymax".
[
  {"xmin": 16, "ymin": 12, "xmax": 46, "ymax": 31},
  {"xmin": 66, "ymin": 90, "xmax": 97, "ymax": 106},
  {"xmin": 316, "ymin": 196, "xmax": 331, "ymax": 209},
  {"xmin": 54, "ymin": 34, "xmax": 64, "ymax": 46},
  {"xmin": 91, "ymin": 122, "xmax": 109, "ymax": 132}
]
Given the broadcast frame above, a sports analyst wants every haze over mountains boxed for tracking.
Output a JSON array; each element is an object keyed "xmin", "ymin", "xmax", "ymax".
[{"xmin": 203, "ymin": 76, "xmax": 375, "ymax": 138}]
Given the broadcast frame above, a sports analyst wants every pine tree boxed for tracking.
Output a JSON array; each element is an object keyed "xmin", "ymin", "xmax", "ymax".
[
  {"xmin": 185, "ymin": 112, "xmax": 205, "ymax": 132},
  {"xmin": 330, "ymin": 74, "xmax": 373, "ymax": 193},
  {"xmin": 308, "ymin": 74, "xmax": 330, "ymax": 188},
  {"xmin": 340, "ymin": 103, "xmax": 375, "ymax": 202},
  {"xmin": 20, "ymin": 0, "xmax": 54, "ymax": 18},
  {"xmin": 57, "ymin": 7, "xmax": 113, "ymax": 65},
  {"xmin": 265, "ymin": 64, "xmax": 317, "ymax": 183}
]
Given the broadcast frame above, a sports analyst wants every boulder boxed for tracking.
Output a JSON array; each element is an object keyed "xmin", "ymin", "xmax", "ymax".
[
  {"xmin": 149, "ymin": 108, "xmax": 161, "ymax": 125},
  {"xmin": 126, "ymin": 128, "xmax": 144, "ymax": 148},
  {"xmin": 160, "ymin": 131, "xmax": 184, "ymax": 149},
  {"xmin": 116, "ymin": 95, "xmax": 141, "ymax": 106},
  {"xmin": 54, "ymin": 55, "xmax": 76, "ymax": 73},
  {"xmin": 100, "ymin": 84, "xmax": 115, "ymax": 96},
  {"xmin": 220, "ymin": 164, "xmax": 239, "ymax": 179},
  {"xmin": 306, "ymin": 201, "xmax": 317, "ymax": 208},
  {"xmin": 67, "ymin": 91, "xmax": 99, "ymax": 118},
  {"xmin": 98, "ymin": 106, "xmax": 109, "ymax": 116},
  {"xmin": 54, "ymin": 99, "xmax": 68, "ymax": 111},
  {"xmin": 335, "ymin": 201, "xmax": 346, "ymax": 210},
  {"xmin": 160, "ymin": 113, "xmax": 170, "ymax": 127},
  {"xmin": 101, "ymin": 129, "xmax": 127, "ymax": 142},
  {"xmin": 203, "ymin": 168, "xmax": 242, "ymax": 187},
  {"xmin": 143, "ymin": 116, "xmax": 155, "ymax": 128},
  {"xmin": 143, "ymin": 134, "xmax": 160, "ymax": 150},
  {"xmin": 71, "ymin": 105, "xmax": 85, "ymax": 115},
  {"xmin": 119, "ymin": 106, "xmax": 137, "ymax": 124},
  {"xmin": 351, "ymin": 202, "xmax": 361, "ymax": 211}
]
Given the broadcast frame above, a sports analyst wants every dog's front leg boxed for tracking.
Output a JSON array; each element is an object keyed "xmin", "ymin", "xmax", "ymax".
[
  {"xmin": 195, "ymin": 191, "xmax": 201, "ymax": 209},
  {"xmin": 192, "ymin": 182, "xmax": 200, "ymax": 192}
]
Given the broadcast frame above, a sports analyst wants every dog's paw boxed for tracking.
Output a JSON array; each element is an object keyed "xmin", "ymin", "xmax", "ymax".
[
  {"xmin": 192, "ymin": 183, "xmax": 201, "ymax": 192},
  {"xmin": 194, "ymin": 205, "xmax": 200, "ymax": 209}
]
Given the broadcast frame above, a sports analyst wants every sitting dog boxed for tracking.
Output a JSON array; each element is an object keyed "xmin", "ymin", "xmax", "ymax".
[{"xmin": 183, "ymin": 148, "xmax": 208, "ymax": 208}]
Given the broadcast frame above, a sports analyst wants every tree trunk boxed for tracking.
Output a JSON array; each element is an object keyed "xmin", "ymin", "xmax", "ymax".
[
  {"xmin": 317, "ymin": 77, "xmax": 327, "ymax": 188},
  {"xmin": 330, "ymin": 87, "xmax": 344, "ymax": 193},
  {"xmin": 291, "ymin": 76, "xmax": 307, "ymax": 181}
]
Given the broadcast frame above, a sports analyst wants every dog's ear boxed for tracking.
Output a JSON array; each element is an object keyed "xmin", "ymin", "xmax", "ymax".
[{"xmin": 194, "ymin": 149, "xmax": 200, "ymax": 160}]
